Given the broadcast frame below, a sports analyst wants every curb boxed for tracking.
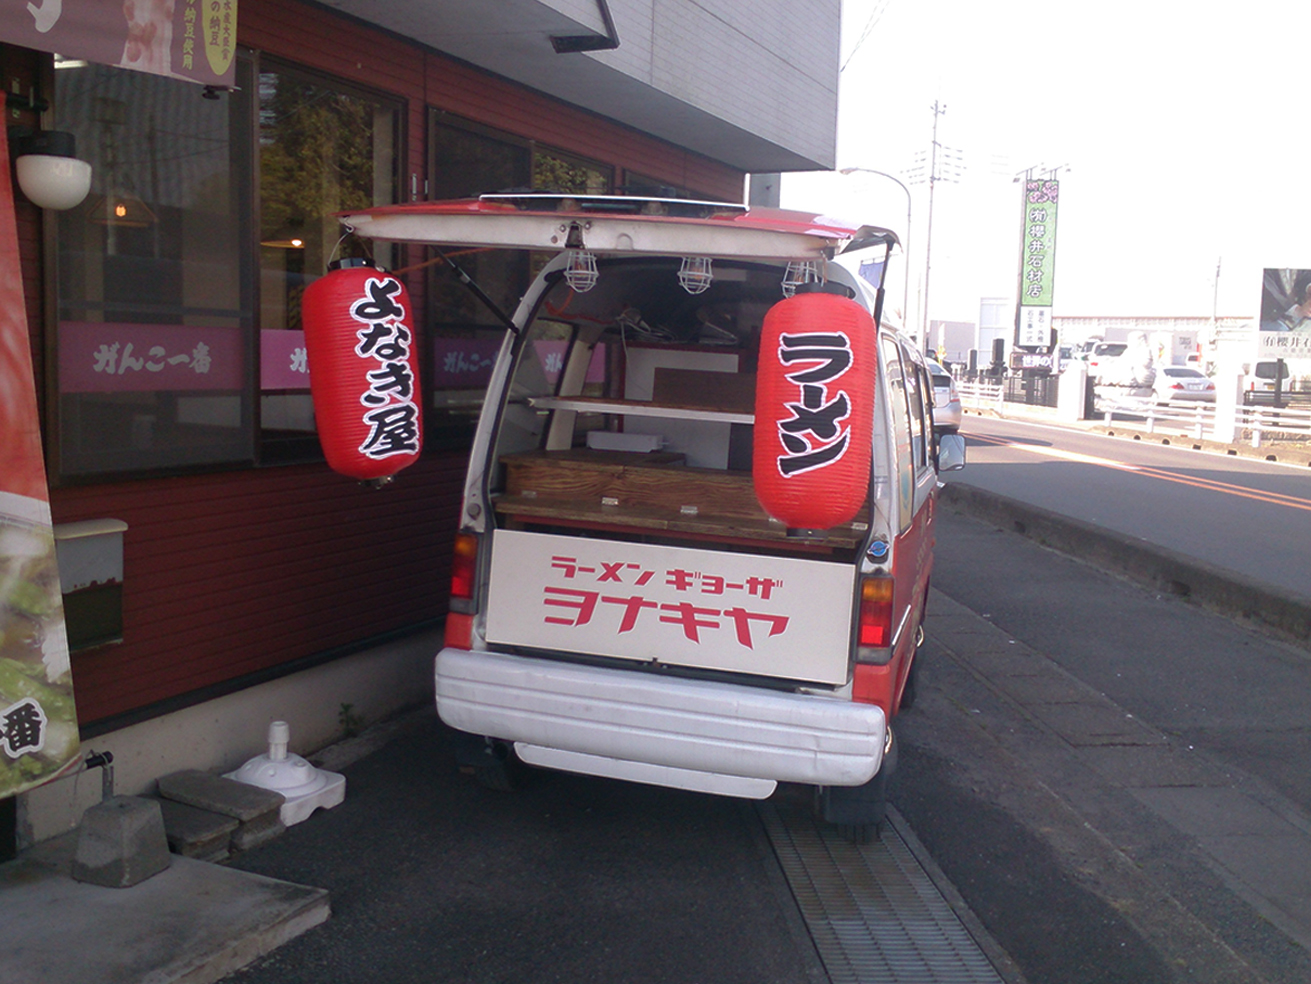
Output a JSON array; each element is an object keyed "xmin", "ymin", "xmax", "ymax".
[{"xmin": 939, "ymin": 481, "xmax": 1311, "ymax": 651}]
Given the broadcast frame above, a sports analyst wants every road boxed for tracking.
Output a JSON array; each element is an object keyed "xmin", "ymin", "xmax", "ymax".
[{"xmin": 946, "ymin": 415, "xmax": 1311, "ymax": 601}]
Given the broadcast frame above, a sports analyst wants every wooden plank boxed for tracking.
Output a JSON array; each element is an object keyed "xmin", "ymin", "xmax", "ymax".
[
  {"xmin": 652, "ymin": 368, "xmax": 756, "ymax": 414},
  {"xmin": 494, "ymin": 450, "xmax": 866, "ymax": 548}
]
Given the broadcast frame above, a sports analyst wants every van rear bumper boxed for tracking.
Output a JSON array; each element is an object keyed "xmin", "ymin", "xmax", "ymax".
[{"xmin": 435, "ymin": 648, "xmax": 885, "ymax": 791}]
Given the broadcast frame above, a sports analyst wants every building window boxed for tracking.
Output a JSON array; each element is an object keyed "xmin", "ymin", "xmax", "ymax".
[
  {"xmin": 425, "ymin": 115, "xmax": 614, "ymax": 438},
  {"xmin": 533, "ymin": 149, "xmax": 611, "ymax": 196},
  {"xmin": 53, "ymin": 57, "xmax": 255, "ymax": 478},
  {"xmin": 257, "ymin": 63, "xmax": 401, "ymax": 464},
  {"xmin": 425, "ymin": 115, "xmax": 533, "ymax": 438}
]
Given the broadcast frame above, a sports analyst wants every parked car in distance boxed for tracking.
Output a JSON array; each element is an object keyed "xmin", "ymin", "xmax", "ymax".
[
  {"xmin": 1152, "ymin": 366, "xmax": 1216, "ymax": 403},
  {"xmin": 1086, "ymin": 342, "xmax": 1128, "ymax": 381},
  {"xmin": 926, "ymin": 360, "xmax": 961, "ymax": 431},
  {"xmin": 1245, "ymin": 360, "xmax": 1291, "ymax": 394}
]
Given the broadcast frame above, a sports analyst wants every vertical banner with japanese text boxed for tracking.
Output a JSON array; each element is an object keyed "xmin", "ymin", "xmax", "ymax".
[
  {"xmin": 1016, "ymin": 179, "xmax": 1059, "ymax": 349},
  {"xmin": 0, "ymin": 110, "xmax": 81, "ymax": 799},
  {"xmin": 0, "ymin": 0, "xmax": 237, "ymax": 87}
]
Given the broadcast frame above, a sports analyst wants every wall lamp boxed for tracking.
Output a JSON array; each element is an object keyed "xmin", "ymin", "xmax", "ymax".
[{"xmin": 7, "ymin": 92, "xmax": 92, "ymax": 211}]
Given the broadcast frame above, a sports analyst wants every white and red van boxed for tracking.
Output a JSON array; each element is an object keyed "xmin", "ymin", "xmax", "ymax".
[{"xmin": 333, "ymin": 195, "xmax": 966, "ymax": 833}]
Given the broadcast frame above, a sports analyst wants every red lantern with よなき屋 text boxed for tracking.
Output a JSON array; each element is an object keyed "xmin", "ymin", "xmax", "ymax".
[
  {"xmin": 302, "ymin": 259, "xmax": 422, "ymax": 481},
  {"xmin": 752, "ymin": 285, "xmax": 875, "ymax": 529}
]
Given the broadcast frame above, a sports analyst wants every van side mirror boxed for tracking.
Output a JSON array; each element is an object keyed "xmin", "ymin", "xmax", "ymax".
[{"xmin": 936, "ymin": 432, "xmax": 966, "ymax": 472}]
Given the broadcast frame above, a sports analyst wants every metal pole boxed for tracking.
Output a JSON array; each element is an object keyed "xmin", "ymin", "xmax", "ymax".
[{"xmin": 922, "ymin": 101, "xmax": 946, "ymax": 348}]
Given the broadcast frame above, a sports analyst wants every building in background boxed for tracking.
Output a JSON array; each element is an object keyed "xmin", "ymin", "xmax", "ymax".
[{"xmin": 1, "ymin": 0, "xmax": 841, "ymax": 848}]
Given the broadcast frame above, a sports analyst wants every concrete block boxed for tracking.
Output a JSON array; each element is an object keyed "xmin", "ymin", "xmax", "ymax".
[
  {"xmin": 157, "ymin": 798, "xmax": 238, "ymax": 862},
  {"xmin": 158, "ymin": 769, "xmax": 285, "ymax": 822},
  {"xmin": 70, "ymin": 796, "xmax": 171, "ymax": 888},
  {"xmin": 230, "ymin": 811, "xmax": 286, "ymax": 853}
]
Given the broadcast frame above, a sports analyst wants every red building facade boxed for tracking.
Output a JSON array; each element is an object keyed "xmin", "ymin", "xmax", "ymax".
[{"xmin": 5, "ymin": 0, "xmax": 744, "ymax": 734}]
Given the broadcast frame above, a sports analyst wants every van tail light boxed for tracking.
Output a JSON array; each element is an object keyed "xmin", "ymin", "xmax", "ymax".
[
  {"xmin": 449, "ymin": 532, "xmax": 479, "ymax": 614},
  {"xmin": 856, "ymin": 575, "xmax": 894, "ymax": 664}
]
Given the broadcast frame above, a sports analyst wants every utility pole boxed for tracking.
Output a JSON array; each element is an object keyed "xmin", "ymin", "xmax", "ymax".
[{"xmin": 921, "ymin": 100, "xmax": 947, "ymax": 349}]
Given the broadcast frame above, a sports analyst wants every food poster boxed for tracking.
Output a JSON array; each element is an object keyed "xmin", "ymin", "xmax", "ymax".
[
  {"xmin": 0, "ymin": 111, "xmax": 81, "ymax": 799},
  {"xmin": 0, "ymin": 1, "xmax": 237, "ymax": 88}
]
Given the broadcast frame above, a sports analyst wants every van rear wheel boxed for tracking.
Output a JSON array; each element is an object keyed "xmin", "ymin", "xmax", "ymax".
[
  {"xmin": 452, "ymin": 732, "xmax": 523, "ymax": 792},
  {"xmin": 899, "ymin": 653, "xmax": 920, "ymax": 710},
  {"xmin": 820, "ymin": 727, "xmax": 897, "ymax": 839}
]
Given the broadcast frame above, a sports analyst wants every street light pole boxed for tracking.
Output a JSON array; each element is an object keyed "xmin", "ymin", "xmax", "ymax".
[
  {"xmin": 839, "ymin": 166, "xmax": 912, "ymax": 336},
  {"xmin": 922, "ymin": 100, "xmax": 947, "ymax": 351}
]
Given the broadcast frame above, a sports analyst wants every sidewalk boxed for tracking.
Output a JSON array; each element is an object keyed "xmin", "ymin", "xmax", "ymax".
[
  {"xmin": 903, "ymin": 504, "xmax": 1311, "ymax": 984},
  {"xmin": 0, "ymin": 832, "xmax": 328, "ymax": 984}
]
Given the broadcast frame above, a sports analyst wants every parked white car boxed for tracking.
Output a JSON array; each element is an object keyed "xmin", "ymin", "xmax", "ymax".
[
  {"xmin": 1152, "ymin": 366, "xmax": 1216, "ymax": 403},
  {"xmin": 926, "ymin": 360, "xmax": 962, "ymax": 431}
]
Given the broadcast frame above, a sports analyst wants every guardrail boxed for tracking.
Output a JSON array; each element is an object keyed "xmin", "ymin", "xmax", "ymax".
[
  {"xmin": 1097, "ymin": 393, "xmax": 1311, "ymax": 448},
  {"xmin": 956, "ymin": 379, "xmax": 1004, "ymax": 410},
  {"xmin": 1241, "ymin": 402, "xmax": 1311, "ymax": 447},
  {"xmin": 957, "ymin": 372, "xmax": 1311, "ymax": 449}
]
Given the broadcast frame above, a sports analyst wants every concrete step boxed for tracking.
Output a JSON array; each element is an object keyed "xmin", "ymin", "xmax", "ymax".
[
  {"xmin": 157, "ymin": 770, "xmax": 286, "ymax": 855},
  {"xmin": 156, "ymin": 798, "xmax": 238, "ymax": 862}
]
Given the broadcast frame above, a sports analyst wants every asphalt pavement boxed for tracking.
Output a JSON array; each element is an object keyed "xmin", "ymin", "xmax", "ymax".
[
  {"xmin": 900, "ymin": 510, "xmax": 1311, "ymax": 984},
  {"xmin": 2, "ymin": 409, "xmax": 1311, "ymax": 983}
]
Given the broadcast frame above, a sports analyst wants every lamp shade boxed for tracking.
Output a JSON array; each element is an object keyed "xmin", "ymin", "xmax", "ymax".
[
  {"xmin": 16, "ymin": 154, "xmax": 92, "ymax": 210},
  {"xmin": 11, "ymin": 130, "xmax": 92, "ymax": 210}
]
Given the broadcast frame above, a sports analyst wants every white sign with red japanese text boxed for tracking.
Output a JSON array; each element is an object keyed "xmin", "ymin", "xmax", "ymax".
[{"xmin": 485, "ymin": 530, "xmax": 855, "ymax": 685}]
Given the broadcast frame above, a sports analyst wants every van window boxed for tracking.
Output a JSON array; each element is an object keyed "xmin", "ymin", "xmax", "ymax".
[
  {"xmin": 901, "ymin": 344, "xmax": 930, "ymax": 470},
  {"xmin": 880, "ymin": 336, "xmax": 915, "ymax": 532},
  {"xmin": 490, "ymin": 258, "xmax": 778, "ymax": 482}
]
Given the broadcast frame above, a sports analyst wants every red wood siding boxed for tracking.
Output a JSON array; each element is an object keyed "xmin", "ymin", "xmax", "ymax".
[{"xmin": 53, "ymin": 454, "xmax": 463, "ymax": 725}]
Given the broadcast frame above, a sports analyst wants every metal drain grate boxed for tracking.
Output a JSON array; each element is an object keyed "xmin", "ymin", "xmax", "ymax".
[{"xmin": 760, "ymin": 799, "xmax": 1004, "ymax": 984}]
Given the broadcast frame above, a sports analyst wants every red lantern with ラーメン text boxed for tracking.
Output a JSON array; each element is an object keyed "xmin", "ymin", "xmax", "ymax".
[
  {"xmin": 752, "ymin": 285, "xmax": 875, "ymax": 528},
  {"xmin": 302, "ymin": 259, "xmax": 422, "ymax": 481}
]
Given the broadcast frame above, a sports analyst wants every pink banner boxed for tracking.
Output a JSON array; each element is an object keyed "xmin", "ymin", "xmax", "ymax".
[
  {"xmin": 261, "ymin": 329, "xmax": 310, "ymax": 390},
  {"xmin": 0, "ymin": 0, "xmax": 236, "ymax": 87},
  {"xmin": 59, "ymin": 321, "xmax": 244, "ymax": 393},
  {"xmin": 430, "ymin": 337, "xmax": 502, "ymax": 389}
]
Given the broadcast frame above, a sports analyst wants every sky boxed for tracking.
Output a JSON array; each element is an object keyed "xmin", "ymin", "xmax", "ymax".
[{"xmin": 780, "ymin": 0, "xmax": 1310, "ymax": 329}]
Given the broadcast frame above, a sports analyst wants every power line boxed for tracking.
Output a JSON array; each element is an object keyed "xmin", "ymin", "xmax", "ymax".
[{"xmin": 841, "ymin": 0, "xmax": 893, "ymax": 73}]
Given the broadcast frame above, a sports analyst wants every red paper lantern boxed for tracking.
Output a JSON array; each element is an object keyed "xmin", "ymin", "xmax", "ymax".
[
  {"xmin": 302, "ymin": 259, "xmax": 422, "ymax": 480},
  {"xmin": 753, "ymin": 287, "xmax": 875, "ymax": 528}
]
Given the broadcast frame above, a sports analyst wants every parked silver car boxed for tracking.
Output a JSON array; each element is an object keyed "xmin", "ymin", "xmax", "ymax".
[
  {"xmin": 927, "ymin": 360, "xmax": 962, "ymax": 432},
  {"xmin": 1152, "ymin": 366, "xmax": 1216, "ymax": 403}
]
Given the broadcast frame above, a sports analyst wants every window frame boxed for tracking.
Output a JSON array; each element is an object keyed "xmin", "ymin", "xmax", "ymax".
[{"xmin": 46, "ymin": 51, "xmax": 258, "ymax": 485}]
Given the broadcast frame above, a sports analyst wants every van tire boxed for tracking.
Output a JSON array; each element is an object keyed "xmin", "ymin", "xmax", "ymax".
[
  {"xmin": 899, "ymin": 652, "xmax": 920, "ymax": 710},
  {"xmin": 820, "ymin": 727, "xmax": 897, "ymax": 835},
  {"xmin": 899, "ymin": 621, "xmax": 925, "ymax": 711},
  {"xmin": 452, "ymin": 732, "xmax": 523, "ymax": 792}
]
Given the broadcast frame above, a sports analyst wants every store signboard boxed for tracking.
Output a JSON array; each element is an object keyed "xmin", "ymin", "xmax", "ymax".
[
  {"xmin": 0, "ymin": 0, "xmax": 236, "ymax": 87},
  {"xmin": 260, "ymin": 330, "xmax": 310, "ymax": 390},
  {"xmin": 1258, "ymin": 268, "xmax": 1311, "ymax": 358},
  {"xmin": 1, "ymin": 115, "xmax": 81, "ymax": 800},
  {"xmin": 1016, "ymin": 180, "xmax": 1059, "ymax": 348},
  {"xmin": 59, "ymin": 322, "xmax": 243, "ymax": 393}
]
